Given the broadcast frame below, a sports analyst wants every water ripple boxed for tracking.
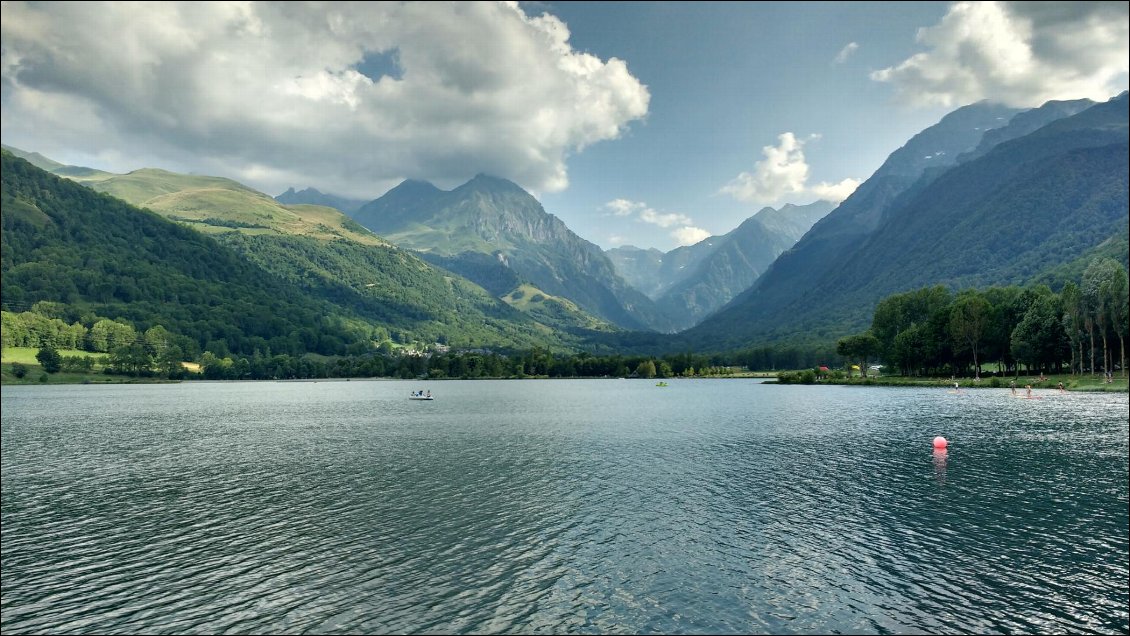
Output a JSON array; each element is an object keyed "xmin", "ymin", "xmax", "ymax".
[{"xmin": 2, "ymin": 381, "xmax": 1127, "ymax": 634}]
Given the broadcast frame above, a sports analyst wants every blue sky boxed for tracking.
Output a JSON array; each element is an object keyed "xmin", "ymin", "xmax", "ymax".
[{"xmin": 2, "ymin": 2, "xmax": 1127, "ymax": 251}]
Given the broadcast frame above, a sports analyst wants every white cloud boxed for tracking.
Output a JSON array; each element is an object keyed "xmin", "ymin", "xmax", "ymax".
[
  {"xmin": 603, "ymin": 199, "xmax": 645, "ymax": 216},
  {"xmin": 809, "ymin": 178, "xmax": 862, "ymax": 204},
  {"xmin": 639, "ymin": 207, "xmax": 692, "ymax": 228},
  {"xmin": 834, "ymin": 42, "xmax": 859, "ymax": 64},
  {"xmin": 604, "ymin": 199, "xmax": 692, "ymax": 228},
  {"xmin": 671, "ymin": 226, "xmax": 711, "ymax": 247},
  {"xmin": 719, "ymin": 132, "xmax": 809, "ymax": 204},
  {"xmin": 603, "ymin": 198, "xmax": 708, "ymax": 246},
  {"xmin": 871, "ymin": 1, "xmax": 1129, "ymax": 108},
  {"xmin": 0, "ymin": 1, "xmax": 650, "ymax": 198},
  {"xmin": 719, "ymin": 132, "xmax": 857, "ymax": 205}
]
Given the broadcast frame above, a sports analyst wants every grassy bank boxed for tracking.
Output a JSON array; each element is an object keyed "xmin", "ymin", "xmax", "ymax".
[
  {"xmin": 1, "ymin": 347, "xmax": 175, "ymax": 385},
  {"xmin": 773, "ymin": 371, "xmax": 1127, "ymax": 392}
]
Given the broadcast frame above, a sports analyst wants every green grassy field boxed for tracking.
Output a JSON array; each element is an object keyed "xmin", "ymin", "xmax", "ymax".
[
  {"xmin": 776, "ymin": 370, "xmax": 1128, "ymax": 392},
  {"xmin": 70, "ymin": 168, "xmax": 387, "ymax": 246},
  {"xmin": 0, "ymin": 347, "xmax": 192, "ymax": 385},
  {"xmin": 1, "ymin": 347, "xmax": 102, "ymax": 364}
]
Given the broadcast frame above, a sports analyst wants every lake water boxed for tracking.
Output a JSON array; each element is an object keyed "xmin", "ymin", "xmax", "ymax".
[{"xmin": 2, "ymin": 379, "xmax": 1127, "ymax": 635}]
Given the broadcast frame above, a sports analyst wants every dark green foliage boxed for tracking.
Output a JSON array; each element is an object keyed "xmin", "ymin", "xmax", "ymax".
[
  {"xmin": 682, "ymin": 95, "xmax": 1128, "ymax": 351},
  {"xmin": 777, "ymin": 369, "xmax": 817, "ymax": 384},
  {"xmin": 35, "ymin": 346, "xmax": 62, "ymax": 373},
  {"xmin": 1, "ymin": 152, "xmax": 374, "ymax": 357},
  {"xmin": 861, "ymin": 257, "xmax": 1128, "ymax": 377},
  {"xmin": 418, "ymin": 251, "xmax": 523, "ymax": 297},
  {"xmin": 352, "ymin": 174, "xmax": 675, "ymax": 332},
  {"xmin": 836, "ymin": 332, "xmax": 880, "ymax": 376},
  {"xmin": 217, "ymin": 233, "xmax": 571, "ymax": 351},
  {"xmin": 167, "ymin": 215, "xmax": 269, "ymax": 229}
]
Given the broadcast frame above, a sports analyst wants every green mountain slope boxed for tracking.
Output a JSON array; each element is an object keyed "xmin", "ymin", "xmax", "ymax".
[
  {"xmin": 686, "ymin": 94, "xmax": 1129, "ymax": 350},
  {"xmin": 78, "ymin": 168, "xmax": 386, "ymax": 245},
  {"xmin": 1, "ymin": 151, "xmax": 575, "ymax": 355},
  {"xmin": 276, "ymin": 187, "xmax": 367, "ymax": 214},
  {"xmin": 698, "ymin": 102, "xmax": 1024, "ymax": 344},
  {"xmin": 353, "ymin": 174, "xmax": 675, "ymax": 332},
  {"xmin": 650, "ymin": 201, "xmax": 835, "ymax": 330},
  {"xmin": 1, "ymin": 152, "xmax": 375, "ymax": 357},
  {"xmin": 1, "ymin": 144, "xmax": 66, "ymax": 171},
  {"xmin": 217, "ymin": 233, "xmax": 571, "ymax": 350}
]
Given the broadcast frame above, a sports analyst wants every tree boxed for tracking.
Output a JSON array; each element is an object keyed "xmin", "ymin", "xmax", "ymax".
[
  {"xmin": 1106, "ymin": 264, "xmax": 1128, "ymax": 378},
  {"xmin": 635, "ymin": 359, "xmax": 657, "ymax": 379},
  {"xmin": 144, "ymin": 325, "xmax": 172, "ymax": 358},
  {"xmin": 871, "ymin": 285, "xmax": 951, "ymax": 363},
  {"xmin": 36, "ymin": 346, "xmax": 63, "ymax": 374},
  {"xmin": 949, "ymin": 293, "xmax": 991, "ymax": 379},
  {"xmin": 1083, "ymin": 258, "xmax": 1121, "ymax": 377},
  {"xmin": 88, "ymin": 319, "xmax": 137, "ymax": 353},
  {"xmin": 1060, "ymin": 282, "xmax": 1084, "ymax": 376},
  {"xmin": 1011, "ymin": 295, "xmax": 1068, "ymax": 374},
  {"xmin": 837, "ymin": 332, "xmax": 880, "ymax": 378},
  {"xmin": 109, "ymin": 342, "xmax": 152, "ymax": 376}
]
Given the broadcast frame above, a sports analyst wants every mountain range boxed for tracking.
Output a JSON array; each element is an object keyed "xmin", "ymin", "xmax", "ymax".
[
  {"xmin": 607, "ymin": 201, "xmax": 834, "ymax": 331},
  {"xmin": 275, "ymin": 187, "xmax": 367, "ymax": 215},
  {"xmin": 3, "ymin": 91, "xmax": 1127, "ymax": 362},
  {"xmin": 0, "ymin": 148, "xmax": 580, "ymax": 354},
  {"xmin": 681, "ymin": 93, "xmax": 1129, "ymax": 350},
  {"xmin": 349, "ymin": 174, "xmax": 677, "ymax": 333}
]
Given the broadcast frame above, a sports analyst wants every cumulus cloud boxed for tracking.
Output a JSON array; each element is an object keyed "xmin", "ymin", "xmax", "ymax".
[
  {"xmin": 0, "ymin": 1, "xmax": 650, "ymax": 198},
  {"xmin": 602, "ymin": 199, "xmax": 707, "ymax": 246},
  {"xmin": 720, "ymin": 133, "xmax": 808, "ymax": 204},
  {"xmin": 671, "ymin": 226, "xmax": 711, "ymax": 247},
  {"xmin": 810, "ymin": 178, "xmax": 862, "ymax": 203},
  {"xmin": 604, "ymin": 199, "xmax": 644, "ymax": 216},
  {"xmin": 719, "ymin": 133, "xmax": 858, "ymax": 205},
  {"xmin": 639, "ymin": 207, "xmax": 692, "ymax": 228},
  {"xmin": 834, "ymin": 42, "xmax": 859, "ymax": 64},
  {"xmin": 871, "ymin": 1, "xmax": 1129, "ymax": 108}
]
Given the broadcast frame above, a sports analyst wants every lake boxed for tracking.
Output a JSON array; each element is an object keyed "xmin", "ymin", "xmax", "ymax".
[{"xmin": 1, "ymin": 379, "xmax": 1127, "ymax": 634}]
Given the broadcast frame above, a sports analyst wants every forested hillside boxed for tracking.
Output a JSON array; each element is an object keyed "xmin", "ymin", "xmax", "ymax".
[
  {"xmin": 0, "ymin": 152, "xmax": 573, "ymax": 360},
  {"xmin": 683, "ymin": 95, "xmax": 1129, "ymax": 351},
  {"xmin": 352, "ymin": 174, "xmax": 675, "ymax": 332},
  {"xmin": 1, "ymin": 152, "xmax": 377, "ymax": 357}
]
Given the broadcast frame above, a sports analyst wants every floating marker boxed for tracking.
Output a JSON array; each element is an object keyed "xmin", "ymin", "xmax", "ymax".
[{"xmin": 933, "ymin": 436, "xmax": 948, "ymax": 449}]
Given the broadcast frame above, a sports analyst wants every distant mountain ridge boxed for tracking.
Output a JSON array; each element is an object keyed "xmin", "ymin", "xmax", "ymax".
[
  {"xmin": 608, "ymin": 200, "xmax": 834, "ymax": 330},
  {"xmin": 6, "ymin": 90, "xmax": 1124, "ymax": 357},
  {"xmin": 351, "ymin": 174, "xmax": 677, "ymax": 332},
  {"xmin": 683, "ymin": 93, "xmax": 1129, "ymax": 350},
  {"xmin": 674, "ymin": 100, "xmax": 1027, "ymax": 347},
  {"xmin": 275, "ymin": 187, "xmax": 367, "ymax": 214},
  {"xmin": 1, "ymin": 144, "xmax": 66, "ymax": 171},
  {"xmin": 0, "ymin": 148, "xmax": 580, "ymax": 352}
]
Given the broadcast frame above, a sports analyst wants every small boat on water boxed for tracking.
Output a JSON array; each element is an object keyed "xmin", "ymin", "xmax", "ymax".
[
  {"xmin": 409, "ymin": 391, "xmax": 434, "ymax": 400},
  {"xmin": 656, "ymin": 382, "xmax": 668, "ymax": 387}
]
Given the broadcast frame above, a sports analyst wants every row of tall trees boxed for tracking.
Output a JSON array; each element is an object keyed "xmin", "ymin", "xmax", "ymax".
[
  {"xmin": 1, "ymin": 308, "xmax": 183, "ymax": 354},
  {"xmin": 192, "ymin": 348, "xmax": 746, "ymax": 382},
  {"xmin": 842, "ymin": 257, "xmax": 1128, "ymax": 377}
]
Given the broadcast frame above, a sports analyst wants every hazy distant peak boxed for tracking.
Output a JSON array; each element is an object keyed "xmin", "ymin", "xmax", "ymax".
[
  {"xmin": 872, "ymin": 101, "xmax": 1023, "ymax": 180},
  {"xmin": 279, "ymin": 186, "xmax": 324, "ymax": 197},
  {"xmin": 1, "ymin": 144, "xmax": 65, "ymax": 171}
]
